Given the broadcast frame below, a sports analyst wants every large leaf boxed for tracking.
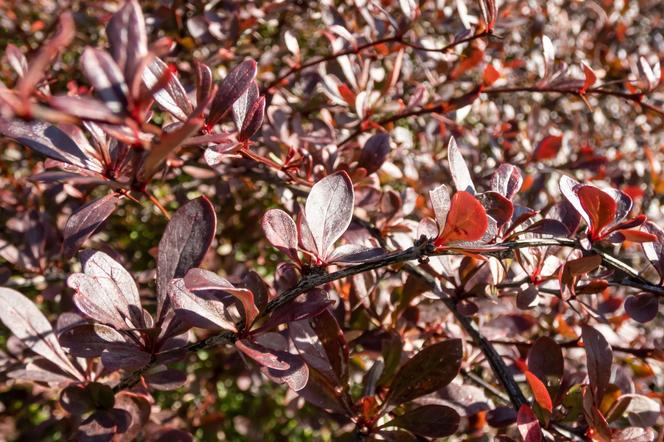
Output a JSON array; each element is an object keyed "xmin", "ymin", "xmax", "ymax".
[
  {"xmin": 207, "ymin": 59, "xmax": 257, "ymax": 126},
  {"xmin": 386, "ymin": 339, "xmax": 462, "ymax": 406},
  {"xmin": 79, "ymin": 250, "xmax": 143, "ymax": 327},
  {"xmin": 304, "ymin": 171, "xmax": 355, "ymax": 260},
  {"xmin": 383, "ymin": 405, "xmax": 460, "ymax": 438},
  {"xmin": 434, "ymin": 191, "xmax": 488, "ymax": 246},
  {"xmin": 447, "ymin": 137, "xmax": 475, "ymax": 194},
  {"xmin": 156, "ymin": 196, "xmax": 217, "ymax": 318},
  {"xmin": 106, "ymin": 0, "xmax": 147, "ymax": 81},
  {"xmin": 0, "ymin": 287, "xmax": 81, "ymax": 379},
  {"xmin": 68, "ymin": 273, "xmax": 136, "ymax": 330},
  {"xmin": 168, "ymin": 278, "xmax": 237, "ymax": 331},
  {"xmin": 581, "ymin": 325, "xmax": 613, "ymax": 404},
  {"xmin": 577, "ymin": 185, "xmax": 617, "ymax": 239},
  {"xmin": 62, "ymin": 195, "xmax": 120, "ymax": 258},
  {"xmin": 0, "ymin": 118, "xmax": 103, "ymax": 172}
]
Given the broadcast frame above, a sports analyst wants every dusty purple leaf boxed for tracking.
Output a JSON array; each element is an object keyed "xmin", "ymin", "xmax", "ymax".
[
  {"xmin": 624, "ymin": 293, "xmax": 658, "ymax": 323},
  {"xmin": 491, "ymin": 163, "xmax": 523, "ymax": 200},
  {"xmin": 259, "ymin": 289, "xmax": 331, "ymax": 332},
  {"xmin": 487, "ymin": 406, "xmax": 517, "ymax": 427},
  {"xmin": 559, "ymin": 175, "xmax": 591, "ymax": 228},
  {"xmin": 168, "ymin": 278, "xmax": 237, "ymax": 331},
  {"xmin": 448, "ymin": 137, "xmax": 475, "ymax": 194},
  {"xmin": 207, "ymin": 59, "xmax": 257, "ymax": 126},
  {"xmin": 0, "ymin": 287, "xmax": 81, "ymax": 379},
  {"xmin": 106, "ymin": 0, "xmax": 147, "ymax": 81},
  {"xmin": 326, "ymin": 244, "xmax": 385, "ymax": 263},
  {"xmin": 232, "ymin": 81, "xmax": 259, "ymax": 130},
  {"xmin": 62, "ymin": 195, "xmax": 119, "ymax": 259},
  {"xmin": 58, "ymin": 323, "xmax": 129, "ymax": 358},
  {"xmin": 519, "ymin": 219, "xmax": 570, "ymax": 237},
  {"xmin": 145, "ymin": 368, "xmax": 187, "ymax": 391},
  {"xmin": 384, "ymin": 405, "xmax": 460, "ymax": 437},
  {"xmin": 359, "ymin": 133, "xmax": 390, "ymax": 174},
  {"xmin": 387, "ymin": 339, "xmax": 463, "ymax": 406},
  {"xmin": 156, "ymin": 196, "xmax": 217, "ymax": 318},
  {"xmin": 476, "ymin": 191, "xmax": 514, "ymax": 227},
  {"xmin": 238, "ymin": 95, "xmax": 265, "ymax": 141},
  {"xmin": 296, "ymin": 364, "xmax": 348, "ymax": 413},
  {"xmin": 429, "ymin": 184, "xmax": 450, "ymax": 230},
  {"xmin": 184, "ymin": 268, "xmax": 258, "ymax": 326},
  {"xmin": 263, "ymin": 352, "xmax": 309, "ymax": 392},
  {"xmin": 582, "ymin": 325, "xmax": 613, "ymax": 404},
  {"xmin": 80, "ymin": 48, "xmax": 129, "ymax": 114},
  {"xmin": 236, "ymin": 339, "xmax": 291, "ymax": 370},
  {"xmin": 305, "ymin": 171, "xmax": 355, "ymax": 260},
  {"xmin": 528, "ymin": 336, "xmax": 564, "ymax": 397},
  {"xmin": 143, "ymin": 57, "xmax": 193, "ymax": 121},
  {"xmin": 0, "ymin": 118, "xmax": 103, "ymax": 172},
  {"xmin": 262, "ymin": 209, "xmax": 299, "ymax": 260},
  {"xmin": 195, "ymin": 61, "xmax": 213, "ymax": 107}
]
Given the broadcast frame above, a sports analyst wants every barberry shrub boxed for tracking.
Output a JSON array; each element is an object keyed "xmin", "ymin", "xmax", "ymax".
[{"xmin": 0, "ymin": 0, "xmax": 662, "ymax": 440}]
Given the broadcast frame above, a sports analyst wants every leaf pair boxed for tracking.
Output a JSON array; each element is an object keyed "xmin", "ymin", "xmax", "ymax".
[
  {"xmin": 560, "ymin": 176, "xmax": 656, "ymax": 243},
  {"xmin": 263, "ymin": 171, "xmax": 378, "ymax": 265}
]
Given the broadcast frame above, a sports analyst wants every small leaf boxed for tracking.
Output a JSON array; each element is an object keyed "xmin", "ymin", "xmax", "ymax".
[
  {"xmin": 80, "ymin": 48, "xmax": 129, "ymax": 114},
  {"xmin": 208, "ymin": 59, "xmax": 257, "ymax": 126},
  {"xmin": 429, "ymin": 184, "xmax": 450, "ymax": 230},
  {"xmin": 384, "ymin": 405, "xmax": 460, "ymax": 437},
  {"xmin": 238, "ymin": 95, "xmax": 265, "ymax": 141},
  {"xmin": 435, "ymin": 192, "xmax": 488, "ymax": 246},
  {"xmin": 62, "ymin": 195, "xmax": 120, "ymax": 258},
  {"xmin": 304, "ymin": 171, "xmax": 355, "ymax": 260},
  {"xmin": 525, "ymin": 371, "xmax": 553, "ymax": 413},
  {"xmin": 580, "ymin": 63, "xmax": 597, "ymax": 94},
  {"xmin": 447, "ymin": 137, "xmax": 476, "ymax": 194},
  {"xmin": 262, "ymin": 209, "xmax": 299, "ymax": 260},
  {"xmin": 386, "ymin": 339, "xmax": 462, "ymax": 406},
  {"xmin": 168, "ymin": 278, "xmax": 237, "ymax": 331},
  {"xmin": 581, "ymin": 325, "xmax": 613, "ymax": 404},
  {"xmin": 532, "ymin": 135, "xmax": 562, "ymax": 161},
  {"xmin": 528, "ymin": 336, "xmax": 564, "ymax": 395},
  {"xmin": 517, "ymin": 404, "xmax": 542, "ymax": 442},
  {"xmin": 358, "ymin": 133, "xmax": 390, "ymax": 174},
  {"xmin": 577, "ymin": 185, "xmax": 617, "ymax": 239},
  {"xmin": 157, "ymin": 196, "xmax": 217, "ymax": 318},
  {"xmin": 491, "ymin": 163, "xmax": 523, "ymax": 200},
  {"xmin": 106, "ymin": 0, "xmax": 147, "ymax": 81},
  {"xmin": 145, "ymin": 368, "xmax": 187, "ymax": 391}
]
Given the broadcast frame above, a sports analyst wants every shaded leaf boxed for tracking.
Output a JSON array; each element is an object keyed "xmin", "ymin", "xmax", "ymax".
[
  {"xmin": 517, "ymin": 404, "xmax": 542, "ymax": 442},
  {"xmin": 582, "ymin": 325, "xmax": 613, "ymax": 404},
  {"xmin": 359, "ymin": 133, "xmax": 390, "ymax": 174},
  {"xmin": 208, "ymin": 59, "xmax": 257, "ymax": 126},
  {"xmin": 80, "ymin": 48, "xmax": 129, "ymax": 114},
  {"xmin": 532, "ymin": 135, "xmax": 562, "ymax": 161},
  {"xmin": 384, "ymin": 405, "xmax": 460, "ymax": 438},
  {"xmin": 143, "ymin": 57, "xmax": 193, "ymax": 121},
  {"xmin": 491, "ymin": 163, "xmax": 523, "ymax": 200},
  {"xmin": 62, "ymin": 195, "xmax": 120, "ymax": 258},
  {"xmin": 624, "ymin": 293, "xmax": 658, "ymax": 323}
]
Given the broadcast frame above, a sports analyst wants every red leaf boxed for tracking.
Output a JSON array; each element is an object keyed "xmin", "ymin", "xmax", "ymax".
[
  {"xmin": 483, "ymin": 64, "xmax": 501, "ymax": 87},
  {"xmin": 580, "ymin": 63, "xmax": 597, "ymax": 94},
  {"xmin": 577, "ymin": 185, "xmax": 617, "ymax": 240},
  {"xmin": 435, "ymin": 192, "xmax": 488, "ymax": 246},
  {"xmin": 525, "ymin": 371, "xmax": 553, "ymax": 413},
  {"xmin": 337, "ymin": 83, "xmax": 356, "ymax": 105},
  {"xmin": 616, "ymin": 229, "xmax": 657, "ymax": 243},
  {"xmin": 532, "ymin": 135, "xmax": 562, "ymax": 161}
]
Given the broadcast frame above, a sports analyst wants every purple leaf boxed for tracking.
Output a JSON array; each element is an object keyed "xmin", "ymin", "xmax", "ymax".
[
  {"xmin": 491, "ymin": 163, "xmax": 523, "ymax": 200},
  {"xmin": 238, "ymin": 95, "xmax": 265, "ymax": 141},
  {"xmin": 642, "ymin": 221, "xmax": 664, "ymax": 281},
  {"xmin": 517, "ymin": 404, "xmax": 542, "ymax": 442},
  {"xmin": 326, "ymin": 244, "xmax": 385, "ymax": 264},
  {"xmin": 232, "ymin": 81, "xmax": 259, "ymax": 130},
  {"xmin": 581, "ymin": 325, "xmax": 613, "ymax": 404},
  {"xmin": 144, "ymin": 368, "xmax": 187, "ymax": 391},
  {"xmin": 106, "ymin": 0, "xmax": 147, "ymax": 82},
  {"xmin": 262, "ymin": 209, "xmax": 299, "ymax": 260},
  {"xmin": 49, "ymin": 95, "xmax": 124, "ymax": 124},
  {"xmin": 62, "ymin": 195, "xmax": 120, "ymax": 258},
  {"xmin": 0, "ymin": 287, "xmax": 81, "ymax": 379},
  {"xmin": 156, "ymin": 196, "xmax": 216, "ymax": 318},
  {"xmin": 142, "ymin": 57, "xmax": 193, "ymax": 121},
  {"xmin": 527, "ymin": 336, "xmax": 564, "ymax": 398},
  {"xmin": 559, "ymin": 175, "xmax": 590, "ymax": 228},
  {"xmin": 5, "ymin": 43, "xmax": 28, "ymax": 77},
  {"xmin": 207, "ymin": 59, "xmax": 257, "ymax": 126},
  {"xmin": 195, "ymin": 62, "xmax": 213, "ymax": 107},
  {"xmin": 358, "ymin": 133, "xmax": 390, "ymax": 174},
  {"xmin": 58, "ymin": 323, "xmax": 129, "ymax": 357},
  {"xmin": 80, "ymin": 48, "xmax": 129, "ymax": 114},
  {"xmin": 236, "ymin": 339, "xmax": 291, "ymax": 370},
  {"xmin": 519, "ymin": 219, "xmax": 571, "ymax": 237},
  {"xmin": 184, "ymin": 268, "xmax": 259, "ymax": 326},
  {"xmin": 383, "ymin": 405, "xmax": 460, "ymax": 438},
  {"xmin": 263, "ymin": 352, "xmax": 309, "ymax": 392},
  {"xmin": 548, "ymin": 201, "xmax": 582, "ymax": 235},
  {"xmin": 168, "ymin": 278, "xmax": 237, "ymax": 331},
  {"xmin": 448, "ymin": 137, "xmax": 475, "ymax": 194},
  {"xmin": 259, "ymin": 289, "xmax": 331, "ymax": 332},
  {"xmin": 67, "ymin": 273, "xmax": 136, "ymax": 330},
  {"xmin": 624, "ymin": 293, "xmax": 658, "ymax": 323},
  {"xmin": 0, "ymin": 118, "xmax": 104, "ymax": 172},
  {"xmin": 386, "ymin": 339, "xmax": 463, "ymax": 406},
  {"xmin": 296, "ymin": 364, "xmax": 349, "ymax": 413},
  {"xmin": 305, "ymin": 171, "xmax": 355, "ymax": 260},
  {"xmin": 428, "ymin": 184, "xmax": 450, "ymax": 230}
]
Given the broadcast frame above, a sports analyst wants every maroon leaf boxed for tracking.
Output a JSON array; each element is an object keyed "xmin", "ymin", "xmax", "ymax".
[
  {"xmin": 517, "ymin": 404, "xmax": 542, "ymax": 442},
  {"xmin": 0, "ymin": 287, "xmax": 81, "ymax": 379},
  {"xmin": 448, "ymin": 137, "xmax": 476, "ymax": 194},
  {"xmin": 383, "ymin": 405, "xmax": 460, "ymax": 438},
  {"xmin": 577, "ymin": 185, "xmax": 617, "ymax": 240},
  {"xmin": 527, "ymin": 336, "xmax": 564, "ymax": 398},
  {"xmin": 106, "ymin": 0, "xmax": 147, "ymax": 81},
  {"xmin": 435, "ymin": 191, "xmax": 488, "ymax": 246},
  {"xmin": 304, "ymin": 171, "xmax": 355, "ymax": 260},
  {"xmin": 238, "ymin": 95, "xmax": 265, "ymax": 141},
  {"xmin": 532, "ymin": 135, "xmax": 562, "ymax": 161},
  {"xmin": 80, "ymin": 48, "xmax": 129, "ymax": 114},
  {"xmin": 386, "ymin": 339, "xmax": 463, "ymax": 406},
  {"xmin": 624, "ymin": 293, "xmax": 658, "ymax": 323},
  {"xmin": 207, "ymin": 59, "xmax": 257, "ymax": 126},
  {"xmin": 232, "ymin": 81, "xmax": 259, "ymax": 131},
  {"xmin": 581, "ymin": 325, "xmax": 613, "ymax": 404},
  {"xmin": 157, "ymin": 196, "xmax": 217, "ymax": 318},
  {"xmin": 0, "ymin": 119, "xmax": 104, "ymax": 172},
  {"xmin": 259, "ymin": 289, "xmax": 331, "ymax": 332},
  {"xmin": 358, "ymin": 133, "xmax": 390, "ymax": 174},
  {"xmin": 144, "ymin": 368, "xmax": 187, "ymax": 391},
  {"xmin": 195, "ymin": 61, "xmax": 213, "ymax": 107},
  {"xmin": 62, "ymin": 195, "xmax": 120, "ymax": 258},
  {"xmin": 143, "ymin": 57, "xmax": 193, "ymax": 121},
  {"xmin": 476, "ymin": 191, "xmax": 514, "ymax": 227},
  {"xmin": 491, "ymin": 163, "xmax": 523, "ymax": 200},
  {"xmin": 184, "ymin": 268, "xmax": 259, "ymax": 326},
  {"xmin": 296, "ymin": 364, "xmax": 349, "ymax": 413}
]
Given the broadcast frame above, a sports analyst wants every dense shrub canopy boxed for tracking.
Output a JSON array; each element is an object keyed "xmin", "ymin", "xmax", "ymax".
[{"xmin": 0, "ymin": 0, "xmax": 662, "ymax": 440}]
